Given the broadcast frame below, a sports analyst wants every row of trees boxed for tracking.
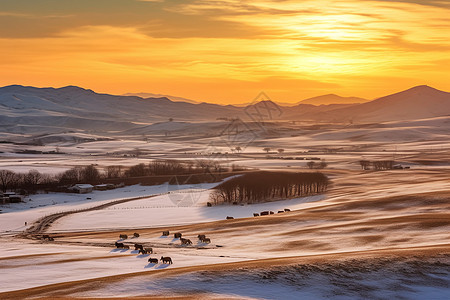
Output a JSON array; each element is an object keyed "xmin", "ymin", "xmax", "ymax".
[
  {"xmin": 210, "ymin": 171, "xmax": 329, "ymax": 205},
  {"xmin": 359, "ymin": 160, "xmax": 395, "ymax": 170},
  {"xmin": 0, "ymin": 160, "xmax": 239, "ymax": 194},
  {"xmin": 0, "ymin": 169, "xmax": 54, "ymax": 193}
]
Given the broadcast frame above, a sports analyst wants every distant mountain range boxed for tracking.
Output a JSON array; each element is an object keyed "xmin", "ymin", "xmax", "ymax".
[
  {"xmin": 297, "ymin": 94, "xmax": 368, "ymax": 105},
  {"xmin": 0, "ymin": 84, "xmax": 449, "ymax": 139}
]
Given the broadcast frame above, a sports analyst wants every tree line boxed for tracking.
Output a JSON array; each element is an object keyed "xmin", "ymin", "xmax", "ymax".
[
  {"xmin": 0, "ymin": 160, "xmax": 238, "ymax": 194},
  {"xmin": 359, "ymin": 160, "xmax": 394, "ymax": 170},
  {"xmin": 210, "ymin": 171, "xmax": 329, "ymax": 205}
]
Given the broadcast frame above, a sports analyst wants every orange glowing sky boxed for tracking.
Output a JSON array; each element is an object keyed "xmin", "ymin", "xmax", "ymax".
[{"xmin": 0, "ymin": 0, "xmax": 449, "ymax": 104}]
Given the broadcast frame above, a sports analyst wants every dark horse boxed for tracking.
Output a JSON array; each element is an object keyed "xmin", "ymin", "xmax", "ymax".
[
  {"xmin": 148, "ymin": 258, "xmax": 158, "ymax": 264},
  {"xmin": 160, "ymin": 256, "xmax": 173, "ymax": 264}
]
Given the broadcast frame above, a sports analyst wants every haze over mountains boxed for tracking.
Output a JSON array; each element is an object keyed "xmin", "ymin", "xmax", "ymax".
[{"xmin": 0, "ymin": 84, "xmax": 449, "ymax": 140}]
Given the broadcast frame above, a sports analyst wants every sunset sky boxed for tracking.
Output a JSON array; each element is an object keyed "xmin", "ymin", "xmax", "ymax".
[{"xmin": 0, "ymin": 0, "xmax": 449, "ymax": 104}]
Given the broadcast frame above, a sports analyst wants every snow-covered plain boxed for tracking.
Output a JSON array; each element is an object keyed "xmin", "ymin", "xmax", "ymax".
[
  {"xmin": 51, "ymin": 190, "xmax": 324, "ymax": 232},
  {"xmin": 76, "ymin": 260, "xmax": 450, "ymax": 300}
]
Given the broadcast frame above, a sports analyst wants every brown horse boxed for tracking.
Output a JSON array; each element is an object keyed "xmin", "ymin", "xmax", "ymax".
[
  {"xmin": 148, "ymin": 258, "xmax": 158, "ymax": 264},
  {"xmin": 181, "ymin": 238, "xmax": 192, "ymax": 245},
  {"xmin": 160, "ymin": 256, "xmax": 173, "ymax": 264},
  {"xmin": 202, "ymin": 238, "xmax": 211, "ymax": 243},
  {"xmin": 174, "ymin": 232, "xmax": 182, "ymax": 238}
]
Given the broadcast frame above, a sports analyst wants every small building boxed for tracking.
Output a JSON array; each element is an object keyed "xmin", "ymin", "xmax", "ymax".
[
  {"xmin": 70, "ymin": 184, "xmax": 94, "ymax": 194},
  {"xmin": 1, "ymin": 192, "xmax": 23, "ymax": 204},
  {"xmin": 94, "ymin": 184, "xmax": 115, "ymax": 191}
]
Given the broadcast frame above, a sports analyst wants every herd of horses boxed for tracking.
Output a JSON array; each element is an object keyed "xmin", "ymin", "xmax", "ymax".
[
  {"xmin": 227, "ymin": 208, "xmax": 291, "ymax": 219},
  {"xmin": 114, "ymin": 231, "xmax": 213, "ymax": 265}
]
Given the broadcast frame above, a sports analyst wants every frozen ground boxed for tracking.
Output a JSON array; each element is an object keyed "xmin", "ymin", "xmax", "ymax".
[
  {"xmin": 0, "ymin": 117, "xmax": 449, "ymax": 299},
  {"xmin": 51, "ymin": 191, "xmax": 324, "ymax": 232},
  {"xmin": 0, "ymin": 184, "xmax": 172, "ymax": 233},
  {"xmin": 76, "ymin": 258, "xmax": 450, "ymax": 300}
]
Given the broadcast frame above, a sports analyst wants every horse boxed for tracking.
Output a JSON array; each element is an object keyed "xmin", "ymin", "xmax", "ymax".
[
  {"xmin": 181, "ymin": 238, "xmax": 192, "ymax": 245},
  {"xmin": 115, "ymin": 242, "xmax": 125, "ymax": 248},
  {"xmin": 253, "ymin": 213, "xmax": 259, "ymax": 217},
  {"xmin": 197, "ymin": 234, "xmax": 206, "ymax": 240},
  {"xmin": 260, "ymin": 211, "xmax": 269, "ymax": 216},
  {"xmin": 160, "ymin": 256, "xmax": 173, "ymax": 264},
  {"xmin": 269, "ymin": 211, "xmax": 274, "ymax": 214},
  {"xmin": 202, "ymin": 238, "xmax": 211, "ymax": 243},
  {"xmin": 226, "ymin": 216, "xmax": 234, "ymax": 220},
  {"xmin": 134, "ymin": 243, "xmax": 144, "ymax": 250},
  {"xmin": 162, "ymin": 231, "xmax": 170, "ymax": 236},
  {"xmin": 145, "ymin": 247, "xmax": 153, "ymax": 254},
  {"xmin": 133, "ymin": 232, "xmax": 140, "ymax": 238},
  {"xmin": 139, "ymin": 249, "xmax": 148, "ymax": 254},
  {"xmin": 119, "ymin": 234, "xmax": 128, "ymax": 239},
  {"xmin": 284, "ymin": 208, "xmax": 291, "ymax": 212},
  {"xmin": 174, "ymin": 232, "xmax": 182, "ymax": 238},
  {"xmin": 278, "ymin": 210, "xmax": 284, "ymax": 213},
  {"xmin": 148, "ymin": 258, "xmax": 158, "ymax": 264}
]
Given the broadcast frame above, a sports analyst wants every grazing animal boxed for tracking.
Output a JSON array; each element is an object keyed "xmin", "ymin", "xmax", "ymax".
[
  {"xmin": 181, "ymin": 238, "xmax": 192, "ymax": 245},
  {"xmin": 284, "ymin": 208, "xmax": 291, "ymax": 212},
  {"xmin": 260, "ymin": 211, "xmax": 269, "ymax": 216},
  {"xmin": 160, "ymin": 256, "xmax": 173, "ymax": 264},
  {"xmin": 202, "ymin": 238, "xmax": 211, "ymax": 243},
  {"xmin": 278, "ymin": 210, "xmax": 284, "ymax": 213},
  {"xmin": 174, "ymin": 232, "xmax": 182, "ymax": 238},
  {"xmin": 207, "ymin": 202, "xmax": 212, "ymax": 207},
  {"xmin": 148, "ymin": 258, "xmax": 158, "ymax": 264},
  {"xmin": 162, "ymin": 231, "xmax": 170, "ymax": 236},
  {"xmin": 119, "ymin": 234, "xmax": 128, "ymax": 239},
  {"xmin": 198, "ymin": 234, "xmax": 206, "ymax": 240},
  {"xmin": 226, "ymin": 216, "xmax": 234, "ymax": 220},
  {"xmin": 145, "ymin": 247, "xmax": 153, "ymax": 254},
  {"xmin": 253, "ymin": 213, "xmax": 259, "ymax": 217},
  {"xmin": 269, "ymin": 211, "xmax": 274, "ymax": 215},
  {"xmin": 115, "ymin": 242, "xmax": 125, "ymax": 248},
  {"xmin": 134, "ymin": 243, "xmax": 144, "ymax": 250},
  {"xmin": 139, "ymin": 249, "xmax": 148, "ymax": 254},
  {"xmin": 133, "ymin": 232, "xmax": 140, "ymax": 238}
]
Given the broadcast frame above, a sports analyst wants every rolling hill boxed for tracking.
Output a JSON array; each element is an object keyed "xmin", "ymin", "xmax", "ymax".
[{"xmin": 0, "ymin": 84, "xmax": 449, "ymax": 140}]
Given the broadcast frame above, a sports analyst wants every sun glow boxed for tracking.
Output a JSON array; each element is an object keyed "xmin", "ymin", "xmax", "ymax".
[{"xmin": 0, "ymin": 0, "xmax": 449, "ymax": 103}]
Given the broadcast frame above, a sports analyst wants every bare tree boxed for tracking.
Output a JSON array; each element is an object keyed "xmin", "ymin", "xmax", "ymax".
[
  {"xmin": 106, "ymin": 165, "xmax": 123, "ymax": 178},
  {"xmin": 0, "ymin": 170, "xmax": 16, "ymax": 192},
  {"xmin": 359, "ymin": 160, "xmax": 370, "ymax": 170},
  {"xmin": 81, "ymin": 165, "xmax": 101, "ymax": 183},
  {"xmin": 23, "ymin": 169, "xmax": 42, "ymax": 186},
  {"xmin": 306, "ymin": 161, "xmax": 316, "ymax": 169},
  {"xmin": 318, "ymin": 161, "xmax": 328, "ymax": 169}
]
